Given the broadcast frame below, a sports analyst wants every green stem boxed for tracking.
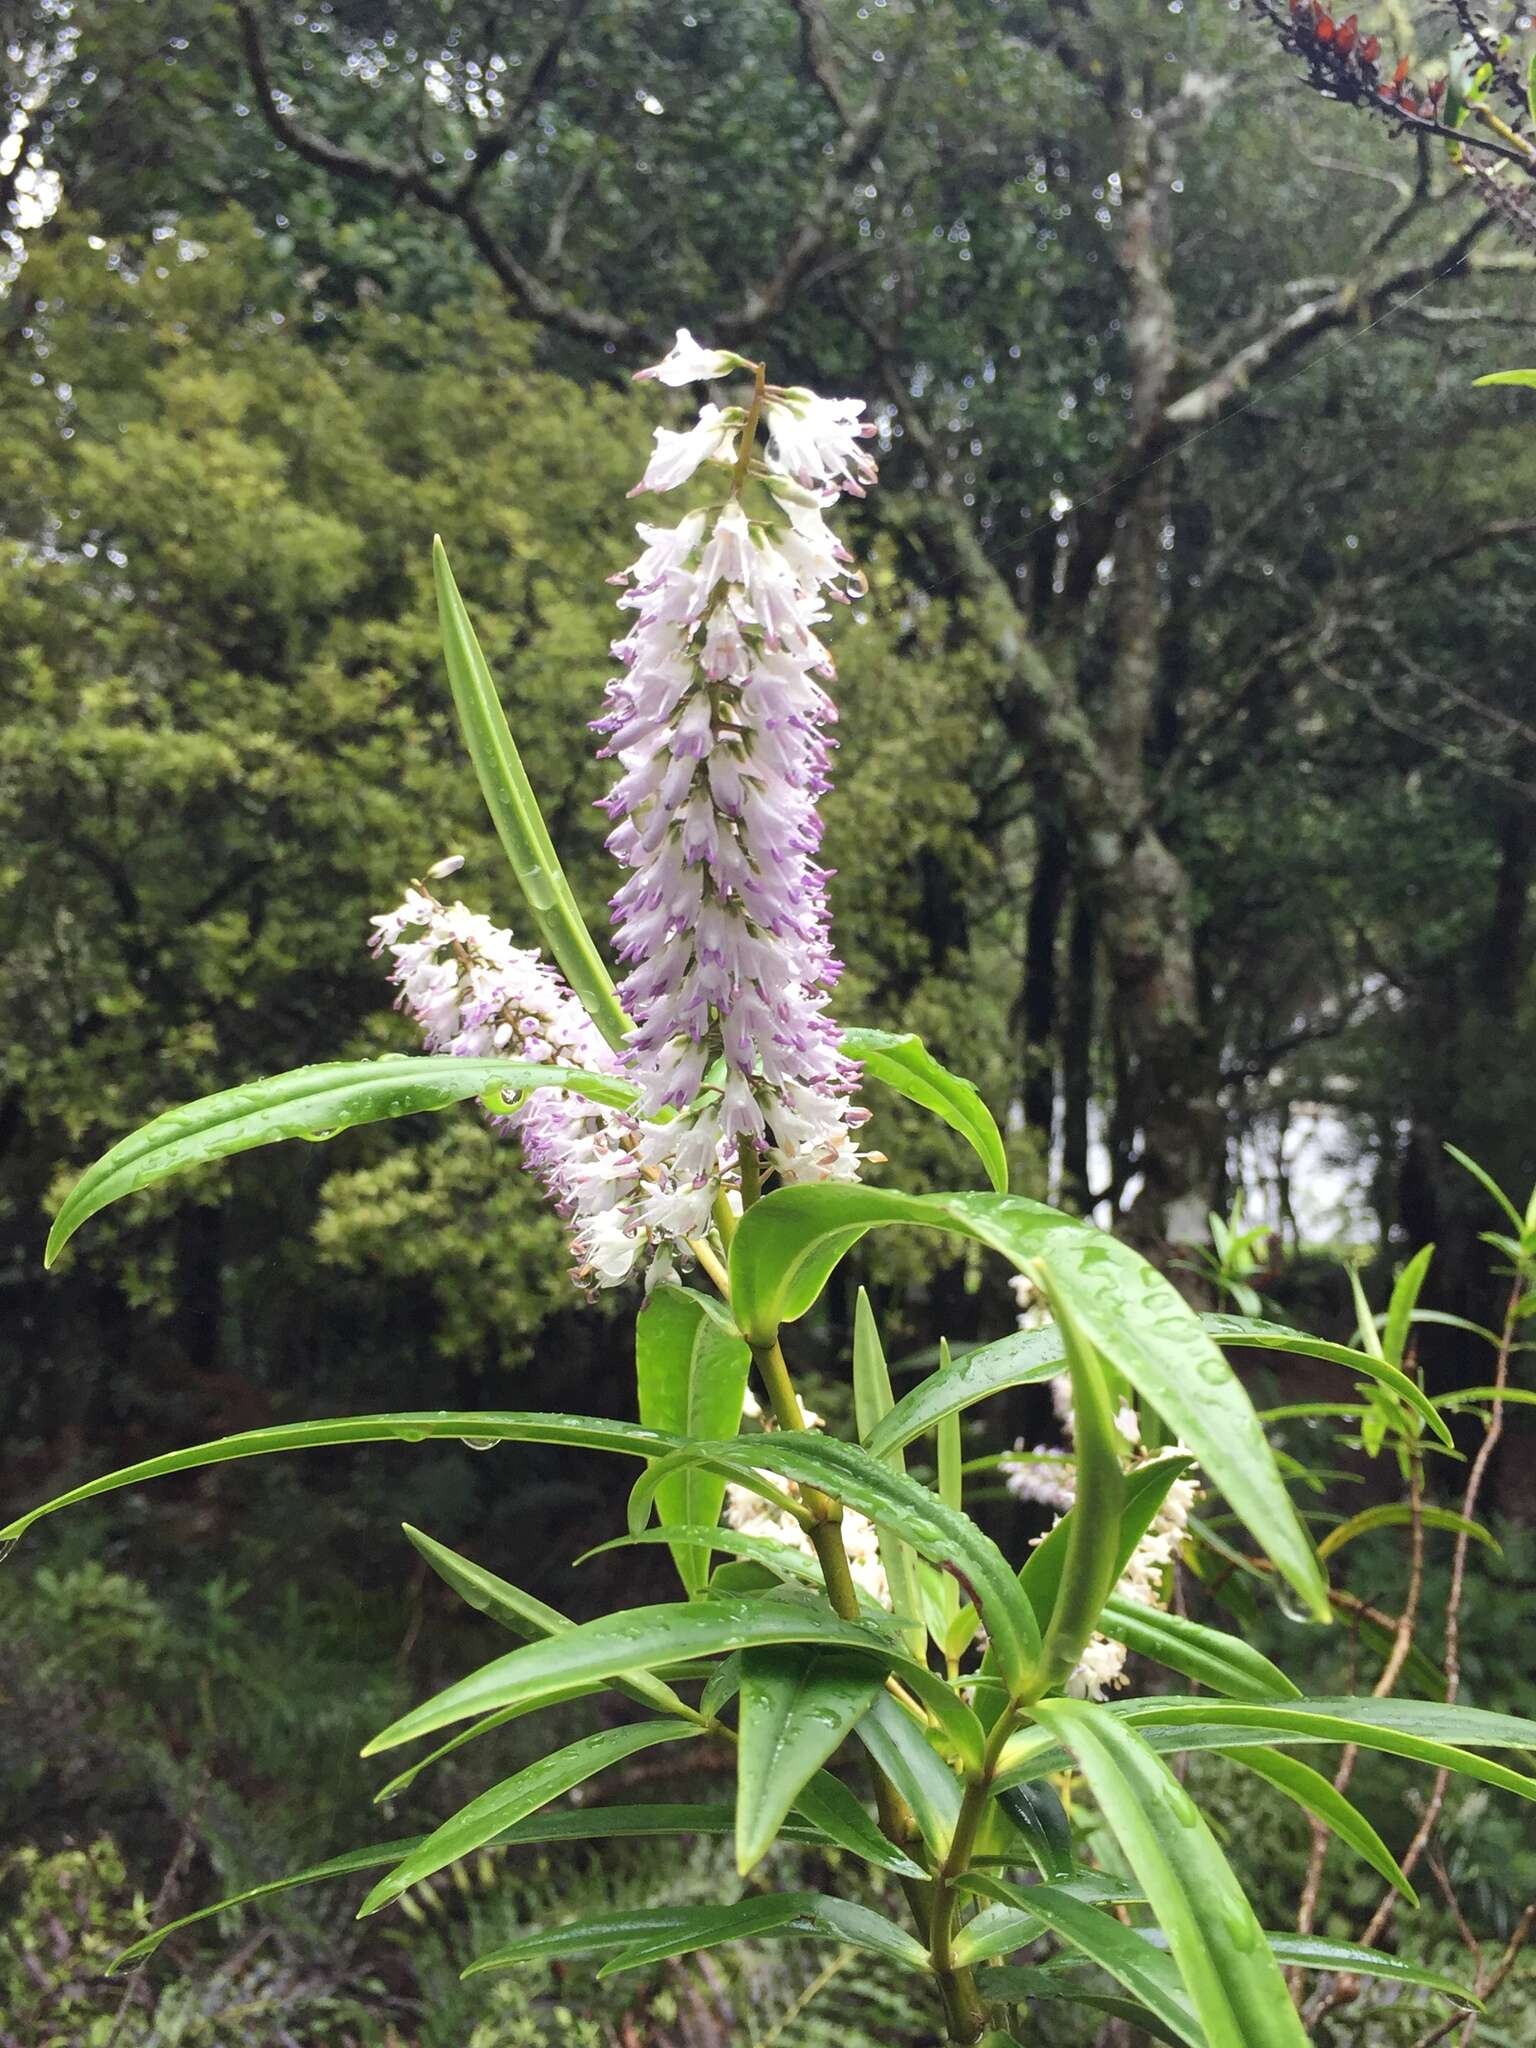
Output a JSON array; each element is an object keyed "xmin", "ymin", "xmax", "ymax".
[
  {"xmin": 729, "ymin": 361, "xmax": 768, "ymax": 497},
  {"xmin": 925, "ymin": 1701, "xmax": 1020, "ymax": 2040}
]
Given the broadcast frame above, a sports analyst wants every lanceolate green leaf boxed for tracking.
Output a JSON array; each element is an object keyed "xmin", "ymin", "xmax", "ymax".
[
  {"xmin": 856, "ymin": 1691, "xmax": 963, "ymax": 1857},
  {"xmin": 111, "ymin": 1842, "xmax": 422, "ymax": 1969},
  {"xmin": 984, "ymin": 1971, "xmax": 1191, "ymax": 2047},
  {"xmin": 629, "ymin": 1431, "xmax": 1042, "ymax": 1692},
  {"xmin": 955, "ymin": 1873, "xmax": 1203, "ymax": 2048},
  {"xmin": 729, "ymin": 1186, "xmax": 1330, "ymax": 1621},
  {"xmin": 635, "ymin": 1285, "xmax": 751, "ymax": 1594},
  {"xmin": 1034, "ymin": 1280, "xmax": 1124, "ymax": 1693},
  {"xmin": 997, "ymin": 1697, "xmax": 1536, "ymax": 1803},
  {"xmin": 792, "ymin": 1769, "xmax": 930, "ymax": 1879},
  {"xmin": 840, "ymin": 1026, "xmax": 1008, "ymax": 1192},
  {"xmin": 594, "ymin": 1893, "xmax": 830, "ymax": 1976},
  {"xmin": 363, "ymin": 1595, "xmax": 906, "ymax": 1755},
  {"xmin": 400, "ymin": 1525, "xmax": 695, "ymax": 1722},
  {"xmin": 1017, "ymin": 1453, "xmax": 1197, "ymax": 1631},
  {"xmin": 1317, "ymin": 1504, "xmax": 1499, "ymax": 1561},
  {"xmin": 1202, "ymin": 1315, "xmax": 1452, "ymax": 1449},
  {"xmin": 1383, "ymin": 1245, "xmax": 1435, "ymax": 1367},
  {"xmin": 1138, "ymin": 1930, "xmax": 1481, "ymax": 2008},
  {"xmin": 995, "ymin": 1779, "xmax": 1075, "ymax": 1881},
  {"xmin": 864, "ymin": 1324, "xmax": 1069, "ymax": 1461},
  {"xmin": 1230, "ymin": 1748, "xmax": 1417, "ymax": 1902},
  {"xmin": 433, "ymin": 538, "xmax": 629, "ymax": 1049},
  {"xmin": 1097, "ymin": 1595, "xmax": 1300, "ymax": 1702},
  {"xmin": 735, "ymin": 1648, "xmax": 886, "ymax": 1873},
  {"xmin": 359, "ymin": 1721, "xmax": 699, "ymax": 1914},
  {"xmin": 0, "ymin": 1412, "xmax": 681, "ymax": 1545},
  {"xmin": 463, "ymin": 1903, "xmax": 735, "ymax": 1974},
  {"xmin": 1031, "ymin": 1697, "xmax": 1309, "ymax": 2048},
  {"xmin": 45, "ymin": 1058, "xmax": 635, "ymax": 1267}
]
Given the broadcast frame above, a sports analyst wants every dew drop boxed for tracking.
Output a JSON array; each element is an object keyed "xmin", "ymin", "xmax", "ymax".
[
  {"xmin": 1159, "ymin": 1781, "xmax": 1200, "ymax": 1829},
  {"xmin": 460, "ymin": 1437, "xmax": 495, "ymax": 1452},
  {"xmin": 1220, "ymin": 1902, "xmax": 1260, "ymax": 1951}
]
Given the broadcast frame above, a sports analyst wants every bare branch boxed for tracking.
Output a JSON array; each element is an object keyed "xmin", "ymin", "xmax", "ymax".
[
  {"xmin": 454, "ymin": 0, "xmax": 597, "ymax": 203},
  {"xmin": 233, "ymin": 0, "xmax": 643, "ymax": 348},
  {"xmin": 1167, "ymin": 208, "xmax": 1492, "ymax": 429}
]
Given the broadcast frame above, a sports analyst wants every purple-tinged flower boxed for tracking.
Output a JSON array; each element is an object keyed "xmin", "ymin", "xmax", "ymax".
[
  {"xmin": 597, "ymin": 342, "xmax": 878, "ymax": 1215},
  {"xmin": 630, "ymin": 403, "xmax": 740, "ymax": 498},
  {"xmin": 371, "ymin": 882, "xmax": 692, "ymax": 1290},
  {"xmin": 634, "ymin": 328, "xmax": 746, "ymax": 387}
]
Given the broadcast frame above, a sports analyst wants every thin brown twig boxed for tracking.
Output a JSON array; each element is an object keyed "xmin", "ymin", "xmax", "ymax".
[
  {"xmin": 1409, "ymin": 1904, "xmax": 1536, "ymax": 2048},
  {"xmin": 1295, "ymin": 1448, "xmax": 1426, "ymax": 1967},
  {"xmin": 1307, "ymin": 1273, "xmax": 1524, "ymax": 2027}
]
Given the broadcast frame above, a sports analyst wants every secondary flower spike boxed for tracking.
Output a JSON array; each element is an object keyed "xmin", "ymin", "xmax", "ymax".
[
  {"xmin": 371, "ymin": 885, "xmax": 671, "ymax": 1289},
  {"xmin": 597, "ymin": 342, "xmax": 880, "ymax": 1234}
]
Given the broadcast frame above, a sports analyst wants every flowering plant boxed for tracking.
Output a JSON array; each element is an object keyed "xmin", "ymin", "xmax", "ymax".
[{"xmin": 14, "ymin": 336, "xmax": 1536, "ymax": 2046}]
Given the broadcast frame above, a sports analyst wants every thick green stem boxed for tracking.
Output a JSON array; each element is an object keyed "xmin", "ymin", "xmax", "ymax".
[{"xmin": 925, "ymin": 1702, "xmax": 1021, "ymax": 2039}]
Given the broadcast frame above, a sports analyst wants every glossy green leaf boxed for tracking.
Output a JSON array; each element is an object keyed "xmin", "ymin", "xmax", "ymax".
[
  {"xmin": 1203, "ymin": 1315, "xmax": 1452, "ymax": 1449},
  {"xmin": 434, "ymin": 538, "xmax": 628, "ymax": 1048},
  {"xmin": 935, "ymin": 1352, "xmax": 964, "ymax": 1638},
  {"xmin": 1034, "ymin": 1280, "xmax": 1124, "ymax": 1694},
  {"xmin": 1230, "ymin": 1748, "xmax": 1416, "ymax": 1903},
  {"xmin": 855, "ymin": 1691, "xmax": 962, "ymax": 1857},
  {"xmin": 840, "ymin": 1026, "xmax": 1008, "ymax": 1192},
  {"xmin": 783, "ymin": 1893, "xmax": 931, "ymax": 1972},
  {"xmin": 363, "ymin": 1594, "xmax": 904, "ymax": 1755},
  {"xmin": 996, "ymin": 1778, "xmax": 1075, "ymax": 1881},
  {"xmin": 864, "ymin": 1325, "xmax": 1068, "ymax": 1461},
  {"xmin": 45, "ymin": 1057, "xmax": 635, "ymax": 1267},
  {"xmin": 1439, "ymin": 1386, "xmax": 1536, "ymax": 1411},
  {"xmin": 1030, "ymin": 1696, "xmax": 1309, "ymax": 2048},
  {"xmin": 1098, "ymin": 1594, "xmax": 1300, "ymax": 1702},
  {"xmin": 735, "ymin": 1648, "xmax": 886, "ymax": 1873},
  {"xmin": 792, "ymin": 1769, "xmax": 929, "ymax": 1879},
  {"xmin": 1317, "ymin": 1504, "xmax": 1499, "ymax": 1561},
  {"xmin": 998, "ymin": 1696, "xmax": 1536, "ymax": 1804},
  {"xmin": 1017, "ymin": 1453, "xmax": 1197, "ymax": 1635},
  {"xmin": 1139, "ymin": 1930, "xmax": 1480, "ymax": 2007},
  {"xmin": 401, "ymin": 1525, "xmax": 695, "ymax": 1723},
  {"xmin": 1383, "ymin": 1245, "xmax": 1434, "ymax": 1367},
  {"xmin": 359, "ymin": 1721, "xmax": 699, "ymax": 1914},
  {"xmin": 628, "ymin": 1431, "xmax": 1042, "ymax": 1692},
  {"xmin": 372, "ymin": 1695, "xmax": 594, "ymax": 1804},
  {"xmin": 729, "ymin": 1187, "xmax": 1329, "ymax": 1621},
  {"xmin": 852, "ymin": 1289, "xmax": 926, "ymax": 1659},
  {"xmin": 985, "ymin": 1971, "xmax": 1191, "ymax": 2048},
  {"xmin": 463, "ymin": 1903, "xmax": 726, "ymax": 1974},
  {"xmin": 111, "ymin": 1841, "xmax": 421, "ymax": 1969},
  {"xmin": 594, "ymin": 1892, "xmax": 828, "ymax": 1976},
  {"xmin": 956, "ymin": 1872, "xmax": 1203, "ymax": 2048},
  {"xmin": 1444, "ymin": 1142, "xmax": 1526, "ymax": 1231},
  {"xmin": 635, "ymin": 1286, "xmax": 751, "ymax": 1594},
  {"xmin": 1472, "ymin": 368, "xmax": 1536, "ymax": 391},
  {"xmin": 0, "ymin": 1411, "xmax": 680, "ymax": 1545}
]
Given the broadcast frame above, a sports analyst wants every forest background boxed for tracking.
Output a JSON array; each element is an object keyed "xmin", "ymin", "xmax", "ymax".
[{"xmin": 2, "ymin": 2, "xmax": 1534, "ymax": 2043}]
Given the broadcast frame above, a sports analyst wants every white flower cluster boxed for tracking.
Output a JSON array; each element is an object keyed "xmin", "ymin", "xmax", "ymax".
[
  {"xmin": 597, "ymin": 329, "xmax": 879, "ymax": 1241},
  {"xmin": 373, "ymin": 333, "xmax": 881, "ymax": 1290},
  {"xmin": 370, "ymin": 877, "xmax": 696, "ymax": 1290},
  {"xmin": 1000, "ymin": 1275, "xmax": 1200, "ymax": 1698},
  {"xmin": 723, "ymin": 1390, "xmax": 890, "ymax": 1608}
]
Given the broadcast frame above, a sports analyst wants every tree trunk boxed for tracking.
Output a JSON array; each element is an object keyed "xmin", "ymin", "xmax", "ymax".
[{"xmin": 1022, "ymin": 811, "xmax": 1069, "ymax": 1150}]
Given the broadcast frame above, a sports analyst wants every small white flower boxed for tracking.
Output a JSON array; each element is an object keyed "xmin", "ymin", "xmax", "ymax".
[
  {"xmin": 634, "ymin": 328, "xmax": 744, "ymax": 387},
  {"xmin": 631, "ymin": 403, "xmax": 739, "ymax": 496}
]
